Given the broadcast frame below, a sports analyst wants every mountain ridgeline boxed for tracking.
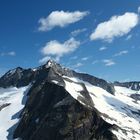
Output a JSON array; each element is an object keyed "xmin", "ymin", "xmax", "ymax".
[
  {"xmin": 114, "ymin": 81, "xmax": 140, "ymax": 91},
  {"xmin": 0, "ymin": 60, "xmax": 139, "ymax": 140},
  {"xmin": 0, "ymin": 60, "xmax": 115, "ymax": 94}
]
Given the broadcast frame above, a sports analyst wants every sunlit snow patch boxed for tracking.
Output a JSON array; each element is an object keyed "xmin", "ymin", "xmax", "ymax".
[{"xmin": 0, "ymin": 85, "xmax": 31, "ymax": 140}]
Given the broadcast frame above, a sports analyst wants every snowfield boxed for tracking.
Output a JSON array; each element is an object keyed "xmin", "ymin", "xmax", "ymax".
[
  {"xmin": 0, "ymin": 86, "xmax": 30, "ymax": 140},
  {"xmin": 61, "ymin": 76, "xmax": 140, "ymax": 140}
]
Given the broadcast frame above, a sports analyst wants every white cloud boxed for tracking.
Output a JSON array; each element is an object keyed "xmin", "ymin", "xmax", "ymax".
[
  {"xmin": 138, "ymin": 6, "xmax": 140, "ymax": 14},
  {"xmin": 41, "ymin": 38, "xmax": 80, "ymax": 56},
  {"xmin": 38, "ymin": 11, "xmax": 89, "ymax": 31},
  {"xmin": 103, "ymin": 59, "xmax": 116, "ymax": 66},
  {"xmin": 71, "ymin": 28, "xmax": 87, "ymax": 36},
  {"xmin": 90, "ymin": 12, "xmax": 139, "ymax": 42},
  {"xmin": 39, "ymin": 56, "xmax": 51, "ymax": 64},
  {"xmin": 8, "ymin": 51, "xmax": 16, "ymax": 56},
  {"xmin": 126, "ymin": 34, "xmax": 132, "ymax": 40},
  {"xmin": 39, "ymin": 38, "xmax": 80, "ymax": 63},
  {"xmin": 99, "ymin": 46, "xmax": 107, "ymax": 51},
  {"xmin": 114, "ymin": 50, "xmax": 128, "ymax": 57},
  {"xmin": 0, "ymin": 51, "xmax": 16, "ymax": 56},
  {"xmin": 81, "ymin": 57, "xmax": 89, "ymax": 61}
]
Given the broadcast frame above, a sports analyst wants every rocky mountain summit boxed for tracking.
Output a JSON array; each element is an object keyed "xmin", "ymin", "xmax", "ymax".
[
  {"xmin": 0, "ymin": 60, "xmax": 115, "ymax": 94},
  {"xmin": 0, "ymin": 60, "xmax": 140, "ymax": 140}
]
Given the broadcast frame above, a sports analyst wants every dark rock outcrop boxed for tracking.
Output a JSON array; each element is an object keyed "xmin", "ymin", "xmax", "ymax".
[
  {"xmin": 0, "ymin": 67, "xmax": 35, "ymax": 88},
  {"xmin": 130, "ymin": 94, "xmax": 140, "ymax": 101},
  {"xmin": 0, "ymin": 103, "xmax": 11, "ymax": 111},
  {"xmin": 13, "ymin": 82, "xmax": 117, "ymax": 140}
]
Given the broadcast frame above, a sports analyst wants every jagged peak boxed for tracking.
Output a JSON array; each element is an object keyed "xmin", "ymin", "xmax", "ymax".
[
  {"xmin": 45, "ymin": 59, "xmax": 57, "ymax": 68},
  {"xmin": 0, "ymin": 60, "xmax": 115, "ymax": 95},
  {"xmin": 31, "ymin": 59, "xmax": 58, "ymax": 72},
  {"xmin": 34, "ymin": 59, "xmax": 59, "ymax": 70}
]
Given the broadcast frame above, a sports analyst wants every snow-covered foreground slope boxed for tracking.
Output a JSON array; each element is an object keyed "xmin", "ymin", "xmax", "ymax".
[
  {"xmin": 0, "ymin": 86, "xmax": 30, "ymax": 140},
  {"xmin": 61, "ymin": 76, "xmax": 140, "ymax": 140}
]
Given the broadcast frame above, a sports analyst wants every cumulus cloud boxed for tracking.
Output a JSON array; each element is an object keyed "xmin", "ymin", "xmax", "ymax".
[
  {"xmin": 38, "ymin": 11, "xmax": 89, "ymax": 31},
  {"xmin": 113, "ymin": 50, "xmax": 128, "ymax": 57},
  {"xmin": 0, "ymin": 51, "xmax": 16, "ymax": 56},
  {"xmin": 90, "ymin": 12, "xmax": 139, "ymax": 42},
  {"xmin": 102, "ymin": 59, "xmax": 116, "ymax": 66},
  {"xmin": 39, "ymin": 38, "xmax": 80, "ymax": 63},
  {"xmin": 99, "ymin": 46, "xmax": 107, "ymax": 51},
  {"xmin": 71, "ymin": 28, "xmax": 87, "ymax": 36}
]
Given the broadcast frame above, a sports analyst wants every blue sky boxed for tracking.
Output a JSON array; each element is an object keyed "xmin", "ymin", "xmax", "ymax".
[{"xmin": 0, "ymin": 0, "xmax": 140, "ymax": 81}]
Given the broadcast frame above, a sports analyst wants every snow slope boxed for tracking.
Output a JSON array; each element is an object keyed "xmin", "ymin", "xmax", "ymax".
[
  {"xmin": 60, "ymin": 76, "xmax": 140, "ymax": 140},
  {"xmin": 0, "ymin": 86, "xmax": 30, "ymax": 140}
]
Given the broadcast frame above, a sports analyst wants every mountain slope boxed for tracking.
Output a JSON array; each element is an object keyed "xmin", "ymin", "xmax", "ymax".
[
  {"xmin": 0, "ymin": 60, "xmax": 140, "ymax": 140},
  {"xmin": 63, "ymin": 76, "xmax": 140, "ymax": 140},
  {"xmin": 114, "ymin": 81, "xmax": 140, "ymax": 91},
  {"xmin": 0, "ymin": 86, "xmax": 30, "ymax": 140}
]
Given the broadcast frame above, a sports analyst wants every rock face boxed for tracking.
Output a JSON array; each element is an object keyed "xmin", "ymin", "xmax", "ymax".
[
  {"xmin": 114, "ymin": 81, "xmax": 140, "ymax": 91},
  {"xmin": 0, "ymin": 103, "xmax": 11, "ymax": 111},
  {"xmin": 13, "ymin": 82, "xmax": 117, "ymax": 140},
  {"xmin": 0, "ymin": 67, "xmax": 35, "ymax": 88},
  {"xmin": 0, "ymin": 60, "xmax": 117, "ymax": 140}
]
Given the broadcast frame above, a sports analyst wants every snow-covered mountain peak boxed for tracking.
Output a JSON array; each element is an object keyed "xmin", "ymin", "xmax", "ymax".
[
  {"xmin": 0, "ymin": 61, "xmax": 140, "ymax": 140},
  {"xmin": 45, "ymin": 59, "xmax": 56, "ymax": 68}
]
